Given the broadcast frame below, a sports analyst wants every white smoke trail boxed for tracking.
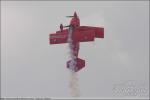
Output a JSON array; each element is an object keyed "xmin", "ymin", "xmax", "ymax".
[
  {"xmin": 67, "ymin": 26, "xmax": 80, "ymax": 97},
  {"xmin": 69, "ymin": 71, "xmax": 80, "ymax": 97},
  {"xmin": 67, "ymin": 26, "xmax": 77, "ymax": 71}
]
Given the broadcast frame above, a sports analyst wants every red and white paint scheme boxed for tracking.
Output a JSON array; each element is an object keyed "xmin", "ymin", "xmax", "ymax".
[{"xmin": 49, "ymin": 12, "xmax": 104, "ymax": 72}]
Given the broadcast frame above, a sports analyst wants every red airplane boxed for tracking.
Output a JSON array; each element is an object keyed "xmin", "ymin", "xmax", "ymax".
[{"xmin": 49, "ymin": 12, "xmax": 104, "ymax": 72}]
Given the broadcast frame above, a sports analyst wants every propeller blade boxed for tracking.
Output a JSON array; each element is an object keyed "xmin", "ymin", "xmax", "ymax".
[{"xmin": 66, "ymin": 16, "xmax": 74, "ymax": 17}]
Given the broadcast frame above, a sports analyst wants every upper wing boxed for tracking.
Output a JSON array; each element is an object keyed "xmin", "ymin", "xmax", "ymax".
[
  {"xmin": 49, "ymin": 29, "xmax": 68, "ymax": 44},
  {"xmin": 74, "ymin": 30, "xmax": 95, "ymax": 42},
  {"xmin": 50, "ymin": 26, "xmax": 104, "ymax": 44},
  {"xmin": 76, "ymin": 26, "xmax": 104, "ymax": 38}
]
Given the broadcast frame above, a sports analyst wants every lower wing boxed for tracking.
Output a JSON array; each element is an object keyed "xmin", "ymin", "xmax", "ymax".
[
  {"xmin": 74, "ymin": 30, "xmax": 95, "ymax": 42},
  {"xmin": 76, "ymin": 26, "xmax": 104, "ymax": 38},
  {"xmin": 49, "ymin": 30, "xmax": 68, "ymax": 44}
]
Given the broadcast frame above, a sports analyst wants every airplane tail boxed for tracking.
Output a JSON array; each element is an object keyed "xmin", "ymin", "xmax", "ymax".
[{"xmin": 67, "ymin": 58, "xmax": 85, "ymax": 72}]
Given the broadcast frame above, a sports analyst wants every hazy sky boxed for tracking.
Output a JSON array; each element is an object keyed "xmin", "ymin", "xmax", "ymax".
[{"xmin": 1, "ymin": 1, "xmax": 149, "ymax": 99}]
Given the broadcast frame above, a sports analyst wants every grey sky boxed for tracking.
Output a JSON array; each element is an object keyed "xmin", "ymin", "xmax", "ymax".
[{"xmin": 1, "ymin": 1, "xmax": 149, "ymax": 99}]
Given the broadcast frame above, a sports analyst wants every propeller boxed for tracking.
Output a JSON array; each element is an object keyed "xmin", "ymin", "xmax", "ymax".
[
  {"xmin": 66, "ymin": 16, "xmax": 74, "ymax": 18},
  {"xmin": 66, "ymin": 12, "xmax": 77, "ymax": 18}
]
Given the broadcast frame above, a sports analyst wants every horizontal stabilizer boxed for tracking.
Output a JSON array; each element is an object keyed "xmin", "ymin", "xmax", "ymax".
[{"xmin": 67, "ymin": 58, "xmax": 85, "ymax": 72}]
